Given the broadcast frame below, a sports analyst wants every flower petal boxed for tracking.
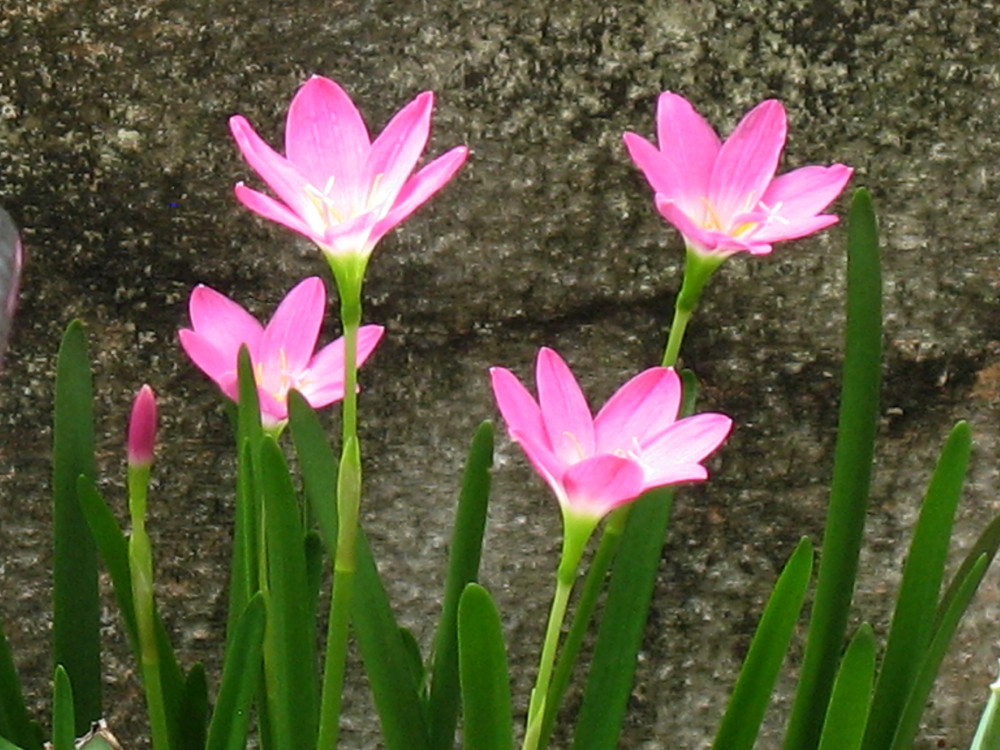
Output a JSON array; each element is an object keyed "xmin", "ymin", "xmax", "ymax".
[
  {"xmin": 651, "ymin": 92, "xmax": 720, "ymax": 202},
  {"xmin": 490, "ymin": 365, "xmax": 551, "ymax": 452},
  {"xmin": 285, "ymin": 76, "xmax": 371, "ymax": 204},
  {"xmin": 562, "ymin": 454, "xmax": 646, "ymax": 519},
  {"xmin": 188, "ymin": 284, "xmax": 263, "ymax": 359},
  {"xmin": 371, "ymin": 145, "xmax": 468, "ymax": 246},
  {"xmin": 640, "ymin": 413, "xmax": 732, "ymax": 483},
  {"xmin": 229, "ymin": 115, "xmax": 318, "ymax": 222},
  {"xmin": 536, "ymin": 347, "xmax": 596, "ymax": 463},
  {"xmin": 179, "ymin": 329, "xmax": 237, "ymax": 392},
  {"xmin": 233, "ymin": 183, "xmax": 323, "ymax": 241},
  {"xmin": 708, "ymin": 99, "xmax": 786, "ymax": 223},
  {"xmin": 300, "ymin": 324, "xmax": 386, "ymax": 406},
  {"xmin": 751, "ymin": 214, "xmax": 839, "ymax": 245},
  {"xmin": 260, "ymin": 277, "xmax": 326, "ymax": 376},
  {"xmin": 760, "ymin": 164, "xmax": 853, "ymax": 223},
  {"xmin": 366, "ymin": 91, "xmax": 433, "ymax": 208},
  {"xmin": 594, "ymin": 367, "xmax": 682, "ymax": 453}
]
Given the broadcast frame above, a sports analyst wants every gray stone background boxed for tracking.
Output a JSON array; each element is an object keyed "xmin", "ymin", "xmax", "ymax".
[{"xmin": 2, "ymin": 0, "xmax": 999, "ymax": 747}]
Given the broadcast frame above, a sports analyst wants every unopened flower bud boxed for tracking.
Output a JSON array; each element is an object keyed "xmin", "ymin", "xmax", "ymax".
[{"xmin": 128, "ymin": 384, "xmax": 157, "ymax": 467}]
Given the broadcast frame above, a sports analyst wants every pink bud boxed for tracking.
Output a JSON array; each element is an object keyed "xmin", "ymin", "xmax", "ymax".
[{"xmin": 128, "ymin": 384, "xmax": 157, "ymax": 466}]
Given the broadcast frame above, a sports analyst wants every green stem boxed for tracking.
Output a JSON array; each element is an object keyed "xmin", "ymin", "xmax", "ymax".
[
  {"xmin": 522, "ymin": 577, "xmax": 573, "ymax": 750},
  {"xmin": 661, "ymin": 305, "xmax": 692, "ymax": 368},
  {"xmin": 538, "ymin": 509, "xmax": 627, "ymax": 750},
  {"xmin": 318, "ymin": 257, "xmax": 366, "ymax": 749},
  {"xmin": 129, "ymin": 519, "xmax": 170, "ymax": 750}
]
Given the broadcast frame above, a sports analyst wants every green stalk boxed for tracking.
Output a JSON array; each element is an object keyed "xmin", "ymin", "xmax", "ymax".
[
  {"xmin": 317, "ymin": 258, "xmax": 366, "ymax": 749},
  {"xmin": 128, "ymin": 465, "xmax": 170, "ymax": 750}
]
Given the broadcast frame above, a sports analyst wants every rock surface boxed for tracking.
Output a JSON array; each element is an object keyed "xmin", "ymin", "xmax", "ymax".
[{"xmin": 2, "ymin": 0, "xmax": 1000, "ymax": 747}]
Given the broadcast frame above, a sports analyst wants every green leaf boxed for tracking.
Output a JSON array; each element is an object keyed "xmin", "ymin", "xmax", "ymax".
[
  {"xmin": 52, "ymin": 321, "xmax": 101, "ymax": 733},
  {"xmin": 179, "ymin": 664, "xmax": 208, "ymax": 750},
  {"xmin": 427, "ymin": 421, "xmax": 494, "ymax": 750},
  {"xmin": 0, "ymin": 622, "xmax": 41, "ymax": 750},
  {"xmin": 228, "ymin": 346, "xmax": 264, "ymax": 639},
  {"xmin": 817, "ymin": 624, "xmax": 875, "ymax": 750},
  {"xmin": 288, "ymin": 390, "xmax": 338, "ymax": 558},
  {"xmin": 399, "ymin": 627, "xmax": 426, "ymax": 695},
  {"xmin": 259, "ymin": 437, "xmax": 319, "ymax": 750},
  {"xmin": 0, "ymin": 737, "xmax": 26, "ymax": 750},
  {"xmin": 289, "ymin": 390, "xmax": 431, "ymax": 749},
  {"xmin": 51, "ymin": 667, "xmax": 75, "ymax": 750},
  {"xmin": 712, "ymin": 538, "xmax": 814, "ymax": 750},
  {"xmin": 304, "ymin": 530, "xmax": 324, "ymax": 627},
  {"xmin": 783, "ymin": 188, "xmax": 882, "ymax": 750},
  {"xmin": 937, "ymin": 514, "xmax": 1000, "ymax": 632},
  {"xmin": 206, "ymin": 594, "xmax": 266, "ymax": 750},
  {"xmin": 889, "ymin": 554, "xmax": 990, "ymax": 750},
  {"xmin": 354, "ymin": 529, "xmax": 431, "ymax": 750},
  {"xmin": 862, "ymin": 422, "xmax": 970, "ymax": 750},
  {"xmin": 570, "ymin": 486, "xmax": 675, "ymax": 750},
  {"xmin": 458, "ymin": 584, "xmax": 513, "ymax": 750}
]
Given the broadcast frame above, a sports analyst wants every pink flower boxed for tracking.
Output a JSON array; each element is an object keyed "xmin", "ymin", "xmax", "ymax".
[
  {"xmin": 490, "ymin": 347, "xmax": 731, "ymax": 521},
  {"xmin": 624, "ymin": 92, "xmax": 852, "ymax": 257},
  {"xmin": 229, "ymin": 76, "xmax": 468, "ymax": 259},
  {"xmin": 128, "ymin": 384, "xmax": 158, "ymax": 467},
  {"xmin": 179, "ymin": 277, "xmax": 384, "ymax": 427}
]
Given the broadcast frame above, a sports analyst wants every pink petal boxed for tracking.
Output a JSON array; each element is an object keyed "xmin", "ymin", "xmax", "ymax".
[
  {"xmin": 562, "ymin": 454, "xmax": 646, "ymax": 519},
  {"xmin": 256, "ymin": 386, "xmax": 289, "ymax": 426},
  {"xmin": 623, "ymin": 133, "xmax": 672, "ymax": 195},
  {"xmin": 640, "ymin": 413, "xmax": 732, "ymax": 482},
  {"xmin": 752, "ymin": 214, "xmax": 839, "ymax": 245},
  {"xmin": 490, "ymin": 366, "xmax": 551, "ymax": 452},
  {"xmin": 654, "ymin": 198, "xmax": 736, "ymax": 254},
  {"xmin": 708, "ymin": 100, "xmax": 787, "ymax": 223},
  {"xmin": 507, "ymin": 427, "xmax": 571, "ymax": 502},
  {"xmin": 301, "ymin": 324, "xmax": 386, "ymax": 406},
  {"xmin": 285, "ymin": 76, "xmax": 371, "ymax": 204},
  {"xmin": 229, "ymin": 115, "xmax": 317, "ymax": 222},
  {"xmin": 371, "ymin": 145, "xmax": 468, "ymax": 245},
  {"xmin": 233, "ymin": 183, "xmax": 323, "ymax": 242},
  {"xmin": 760, "ymin": 164, "xmax": 853, "ymax": 222},
  {"xmin": 260, "ymin": 277, "xmax": 326, "ymax": 375},
  {"xmin": 188, "ymin": 285, "xmax": 263, "ymax": 359},
  {"xmin": 365, "ymin": 91, "xmax": 433, "ymax": 208},
  {"xmin": 536, "ymin": 348, "xmax": 596, "ymax": 464},
  {"xmin": 594, "ymin": 367, "xmax": 682, "ymax": 453},
  {"xmin": 179, "ymin": 329, "xmax": 237, "ymax": 392},
  {"xmin": 653, "ymin": 92, "xmax": 720, "ymax": 200}
]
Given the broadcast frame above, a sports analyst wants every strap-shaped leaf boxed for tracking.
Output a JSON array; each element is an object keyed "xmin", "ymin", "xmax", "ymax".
[
  {"xmin": 427, "ymin": 421, "xmax": 494, "ymax": 750},
  {"xmin": 712, "ymin": 538, "xmax": 814, "ymax": 750},
  {"xmin": 570, "ymin": 486, "xmax": 675, "ymax": 750},
  {"xmin": 179, "ymin": 664, "xmax": 208, "ymax": 750},
  {"xmin": 206, "ymin": 594, "xmax": 266, "ymax": 750},
  {"xmin": 863, "ymin": 422, "xmax": 970, "ymax": 750},
  {"xmin": 0, "ymin": 737, "xmax": 26, "ymax": 750},
  {"xmin": 783, "ymin": 188, "xmax": 882, "ymax": 750},
  {"xmin": 288, "ymin": 390, "xmax": 337, "ymax": 557},
  {"xmin": 889, "ymin": 554, "xmax": 990, "ymax": 750},
  {"xmin": 0, "ymin": 621, "xmax": 41, "ymax": 750},
  {"xmin": 258, "ymin": 437, "xmax": 319, "ymax": 750},
  {"xmin": 458, "ymin": 584, "xmax": 513, "ymax": 750},
  {"xmin": 228, "ymin": 346, "xmax": 264, "ymax": 638},
  {"xmin": 289, "ymin": 390, "xmax": 430, "ymax": 749},
  {"xmin": 51, "ymin": 667, "xmax": 75, "ymax": 750},
  {"xmin": 52, "ymin": 321, "xmax": 101, "ymax": 733},
  {"xmin": 353, "ymin": 530, "xmax": 431, "ymax": 750},
  {"xmin": 817, "ymin": 624, "xmax": 875, "ymax": 750}
]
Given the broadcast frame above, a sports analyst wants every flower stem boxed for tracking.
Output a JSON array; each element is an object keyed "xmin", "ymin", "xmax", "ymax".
[
  {"xmin": 128, "ymin": 465, "xmax": 170, "ymax": 750},
  {"xmin": 317, "ymin": 259, "xmax": 366, "ymax": 750},
  {"xmin": 537, "ymin": 508, "xmax": 628, "ymax": 750},
  {"xmin": 522, "ymin": 577, "xmax": 573, "ymax": 750}
]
